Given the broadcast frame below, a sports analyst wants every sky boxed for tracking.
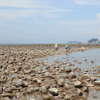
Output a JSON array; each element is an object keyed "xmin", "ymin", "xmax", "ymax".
[{"xmin": 0, "ymin": 0, "xmax": 100, "ymax": 44}]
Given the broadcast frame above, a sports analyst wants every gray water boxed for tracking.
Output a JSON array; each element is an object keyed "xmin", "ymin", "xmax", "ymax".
[{"xmin": 42, "ymin": 48, "xmax": 100, "ymax": 71}]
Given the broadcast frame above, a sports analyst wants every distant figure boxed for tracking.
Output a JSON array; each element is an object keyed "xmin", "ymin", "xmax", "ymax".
[
  {"xmin": 55, "ymin": 43, "xmax": 58, "ymax": 50},
  {"xmin": 65, "ymin": 44, "xmax": 70, "ymax": 53}
]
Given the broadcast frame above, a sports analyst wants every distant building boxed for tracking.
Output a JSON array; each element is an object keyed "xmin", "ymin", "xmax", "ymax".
[{"xmin": 88, "ymin": 38, "xmax": 100, "ymax": 44}]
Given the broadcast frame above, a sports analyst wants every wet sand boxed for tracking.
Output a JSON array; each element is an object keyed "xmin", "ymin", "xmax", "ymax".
[{"xmin": 0, "ymin": 45, "xmax": 100, "ymax": 100}]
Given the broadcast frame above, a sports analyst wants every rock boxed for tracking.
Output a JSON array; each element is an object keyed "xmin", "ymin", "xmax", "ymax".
[
  {"xmin": 49, "ymin": 88, "xmax": 59, "ymax": 96},
  {"xmin": 26, "ymin": 86, "xmax": 34, "ymax": 93},
  {"xmin": 14, "ymin": 79, "xmax": 24, "ymax": 87},
  {"xmin": 0, "ymin": 87, "xmax": 3, "ymax": 94},
  {"xmin": 43, "ymin": 95, "xmax": 51, "ymax": 100},
  {"xmin": 69, "ymin": 72, "xmax": 76, "ymax": 79},
  {"xmin": 64, "ymin": 95, "xmax": 71, "ymax": 100},
  {"xmin": 83, "ymin": 87, "xmax": 89, "ymax": 93},
  {"xmin": 74, "ymin": 81, "xmax": 82, "ymax": 88},
  {"xmin": 77, "ymin": 89, "xmax": 83, "ymax": 96},
  {"xmin": 94, "ymin": 80, "xmax": 100, "ymax": 85},
  {"xmin": 57, "ymin": 78, "xmax": 65, "ymax": 87},
  {"xmin": 64, "ymin": 83, "xmax": 70, "ymax": 89},
  {"xmin": 37, "ymin": 79, "xmax": 42, "ymax": 84},
  {"xmin": 40, "ymin": 86, "xmax": 47, "ymax": 94},
  {"xmin": 64, "ymin": 67, "xmax": 72, "ymax": 73},
  {"xmin": 44, "ymin": 72, "xmax": 52, "ymax": 77},
  {"xmin": 35, "ymin": 95, "xmax": 44, "ymax": 100},
  {"xmin": 33, "ymin": 87, "xmax": 40, "ymax": 92}
]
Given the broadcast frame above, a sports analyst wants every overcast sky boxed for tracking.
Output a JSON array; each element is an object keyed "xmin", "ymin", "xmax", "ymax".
[{"xmin": 0, "ymin": 0, "xmax": 100, "ymax": 44}]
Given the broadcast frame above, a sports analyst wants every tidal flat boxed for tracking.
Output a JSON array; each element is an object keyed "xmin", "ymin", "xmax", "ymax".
[{"xmin": 0, "ymin": 44, "xmax": 100, "ymax": 100}]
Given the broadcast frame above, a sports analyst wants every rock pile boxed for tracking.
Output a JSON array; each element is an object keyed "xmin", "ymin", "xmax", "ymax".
[{"xmin": 0, "ymin": 46, "xmax": 99, "ymax": 100}]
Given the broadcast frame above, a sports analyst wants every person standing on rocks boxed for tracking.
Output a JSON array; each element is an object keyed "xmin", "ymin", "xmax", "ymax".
[
  {"xmin": 55, "ymin": 43, "xmax": 59, "ymax": 51},
  {"xmin": 65, "ymin": 44, "xmax": 70, "ymax": 53}
]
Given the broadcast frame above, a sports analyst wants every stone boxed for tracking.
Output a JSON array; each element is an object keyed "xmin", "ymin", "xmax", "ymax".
[
  {"xmin": 57, "ymin": 78, "xmax": 65, "ymax": 87},
  {"xmin": 83, "ymin": 87, "xmax": 89, "ymax": 93},
  {"xmin": 33, "ymin": 87, "xmax": 40, "ymax": 92},
  {"xmin": 37, "ymin": 79, "xmax": 42, "ymax": 84},
  {"xmin": 14, "ymin": 79, "xmax": 24, "ymax": 87},
  {"xmin": 43, "ymin": 95, "xmax": 51, "ymax": 100},
  {"xmin": 64, "ymin": 83, "xmax": 70, "ymax": 89},
  {"xmin": 64, "ymin": 95, "xmax": 71, "ymax": 100},
  {"xmin": 64, "ymin": 67, "xmax": 72, "ymax": 73},
  {"xmin": 49, "ymin": 88, "xmax": 59, "ymax": 96},
  {"xmin": 94, "ymin": 80, "xmax": 100, "ymax": 85},
  {"xmin": 40, "ymin": 86, "xmax": 47, "ymax": 94},
  {"xmin": 74, "ymin": 81, "xmax": 82, "ymax": 88},
  {"xmin": 77, "ymin": 89, "xmax": 83, "ymax": 96},
  {"xmin": 0, "ymin": 87, "xmax": 3, "ymax": 94},
  {"xmin": 69, "ymin": 72, "xmax": 76, "ymax": 79}
]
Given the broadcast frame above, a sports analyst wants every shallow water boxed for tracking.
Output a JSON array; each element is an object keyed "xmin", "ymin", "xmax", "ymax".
[{"xmin": 42, "ymin": 48, "xmax": 100, "ymax": 71}]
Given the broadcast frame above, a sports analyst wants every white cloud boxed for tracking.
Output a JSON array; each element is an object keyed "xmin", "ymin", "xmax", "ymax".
[
  {"xmin": 74, "ymin": 0, "xmax": 100, "ymax": 5},
  {"xmin": 0, "ymin": 9, "xmax": 33, "ymax": 20},
  {"xmin": 0, "ymin": 0, "xmax": 72, "ymax": 20},
  {"xmin": 0, "ymin": 0, "xmax": 36, "ymax": 8}
]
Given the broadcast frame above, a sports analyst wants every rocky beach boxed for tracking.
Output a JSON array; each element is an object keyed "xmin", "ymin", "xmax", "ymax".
[{"xmin": 0, "ymin": 45, "xmax": 100, "ymax": 100}]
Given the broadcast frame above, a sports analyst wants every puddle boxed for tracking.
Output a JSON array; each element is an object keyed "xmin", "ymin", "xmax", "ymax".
[
  {"xmin": 88, "ymin": 88, "xmax": 100, "ymax": 100},
  {"xmin": 41, "ymin": 48, "xmax": 100, "ymax": 70}
]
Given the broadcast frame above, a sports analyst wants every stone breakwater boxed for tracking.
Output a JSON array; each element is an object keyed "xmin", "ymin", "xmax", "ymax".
[{"xmin": 0, "ymin": 46, "xmax": 99, "ymax": 100}]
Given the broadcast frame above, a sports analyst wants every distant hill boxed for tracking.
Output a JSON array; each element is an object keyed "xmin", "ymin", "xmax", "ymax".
[{"xmin": 67, "ymin": 41, "xmax": 82, "ymax": 44}]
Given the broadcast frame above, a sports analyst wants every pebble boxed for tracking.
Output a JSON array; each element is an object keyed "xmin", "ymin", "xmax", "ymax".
[
  {"xmin": 74, "ymin": 81, "xmax": 82, "ymax": 88},
  {"xmin": 57, "ymin": 78, "xmax": 65, "ymax": 87},
  {"xmin": 49, "ymin": 88, "xmax": 59, "ymax": 96},
  {"xmin": 64, "ymin": 95, "xmax": 71, "ymax": 100},
  {"xmin": 94, "ymin": 80, "xmax": 100, "ymax": 85}
]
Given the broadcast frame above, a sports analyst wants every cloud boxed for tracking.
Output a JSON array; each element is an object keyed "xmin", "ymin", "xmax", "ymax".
[
  {"xmin": 74, "ymin": 0, "xmax": 100, "ymax": 5},
  {"xmin": 0, "ymin": 8, "xmax": 71, "ymax": 20},
  {"xmin": 0, "ymin": 9, "xmax": 33, "ymax": 20},
  {"xmin": 0, "ymin": 0, "xmax": 72, "ymax": 20},
  {"xmin": 0, "ymin": 0, "xmax": 37, "ymax": 8}
]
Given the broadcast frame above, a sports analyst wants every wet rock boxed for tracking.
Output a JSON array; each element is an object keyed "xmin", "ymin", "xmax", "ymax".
[{"xmin": 49, "ymin": 88, "xmax": 59, "ymax": 96}]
